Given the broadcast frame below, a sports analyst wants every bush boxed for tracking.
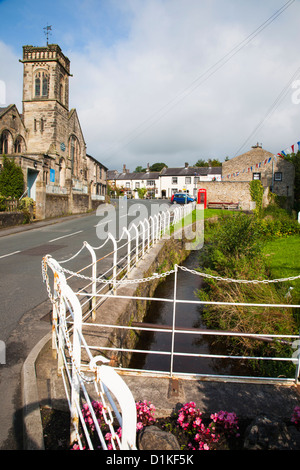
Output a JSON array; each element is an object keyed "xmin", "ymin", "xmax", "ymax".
[
  {"xmin": 249, "ymin": 180, "xmax": 264, "ymax": 217},
  {"xmin": 0, "ymin": 155, "xmax": 24, "ymax": 198},
  {"xmin": 197, "ymin": 210, "xmax": 298, "ymax": 377}
]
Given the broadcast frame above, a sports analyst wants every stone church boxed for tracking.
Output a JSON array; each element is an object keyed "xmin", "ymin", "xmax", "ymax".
[{"xmin": 0, "ymin": 43, "xmax": 107, "ymax": 219}]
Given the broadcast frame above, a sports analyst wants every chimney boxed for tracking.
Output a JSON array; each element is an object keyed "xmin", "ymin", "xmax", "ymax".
[
  {"xmin": 146, "ymin": 163, "xmax": 150, "ymax": 173},
  {"xmin": 123, "ymin": 164, "xmax": 126, "ymax": 173},
  {"xmin": 185, "ymin": 162, "xmax": 189, "ymax": 168}
]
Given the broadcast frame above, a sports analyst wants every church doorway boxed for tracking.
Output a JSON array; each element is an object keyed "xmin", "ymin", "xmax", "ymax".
[{"xmin": 27, "ymin": 169, "xmax": 39, "ymax": 200}]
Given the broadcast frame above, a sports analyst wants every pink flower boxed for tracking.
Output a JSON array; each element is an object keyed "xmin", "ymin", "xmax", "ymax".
[{"xmin": 136, "ymin": 422, "xmax": 144, "ymax": 431}]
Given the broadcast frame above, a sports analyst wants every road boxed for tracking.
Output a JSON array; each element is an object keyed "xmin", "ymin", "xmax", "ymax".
[{"xmin": 0, "ymin": 199, "xmax": 170, "ymax": 449}]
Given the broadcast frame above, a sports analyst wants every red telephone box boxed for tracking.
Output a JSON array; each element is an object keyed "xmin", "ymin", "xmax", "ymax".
[{"xmin": 197, "ymin": 188, "xmax": 207, "ymax": 208}]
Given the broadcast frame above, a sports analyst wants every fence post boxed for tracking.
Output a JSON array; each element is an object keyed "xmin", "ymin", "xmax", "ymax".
[
  {"xmin": 170, "ymin": 264, "xmax": 178, "ymax": 377},
  {"xmin": 295, "ymin": 331, "xmax": 300, "ymax": 385},
  {"xmin": 144, "ymin": 218, "xmax": 150, "ymax": 252},
  {"xmin": 123, "ymin": 227, "xmax": 131, "ymax": 274},
  {"xmin": 84, "ymin": 242, "xmax": 97, "ymax": 321},
  {"xmin": 149, "ymin": 216, "xmax": 154, "ymax": 246},
  {"xmin": 140, "ymin": 221, "xmax": 145, "ymax": 258},
  {"xmin": 154, "ymin": 214, "xmax": 158, "ymax": 243},
  {"xmin": 108, "ymin": 233, "xmax": 117, "ymax": 295},
  {"xmin": 63, "ymin": 283, "xmax": 83, "ymax": 446},
  {"xmin": 131, "ymin": 223, "xmax": 139, "ymax": 265}
]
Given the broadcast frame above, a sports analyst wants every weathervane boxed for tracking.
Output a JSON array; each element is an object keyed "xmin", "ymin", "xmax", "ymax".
[{"xmin": 43, "ymin": 24, "xmax": 52, "ymax": 46}]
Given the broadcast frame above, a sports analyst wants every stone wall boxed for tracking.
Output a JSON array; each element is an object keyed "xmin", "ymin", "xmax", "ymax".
[
  {"xmin": 198, "ymin": 181, "xmax": 253, "ymax": 210},
  {"xmin": 45, "ymin": 193, "xmax": 69, "ymax": 219},
  {"xmin": 0, "ymin": 211, "xmax": 25, "ymax": 228}
]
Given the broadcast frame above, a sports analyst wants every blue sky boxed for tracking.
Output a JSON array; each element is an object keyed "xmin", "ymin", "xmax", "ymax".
[{"xmin": 1, "ymin": 0, "xmax": 300, "ymax": 170}]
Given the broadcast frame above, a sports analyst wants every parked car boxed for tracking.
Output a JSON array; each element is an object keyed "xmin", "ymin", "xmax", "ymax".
[{"xmin": 171, "ymin": 193, "xmax": 195, "ymax": 204}]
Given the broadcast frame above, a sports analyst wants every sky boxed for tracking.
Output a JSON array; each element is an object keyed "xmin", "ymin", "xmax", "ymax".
[{"xmin": 0, "ymin": 0, "xmax": 300, "ymax": 171}]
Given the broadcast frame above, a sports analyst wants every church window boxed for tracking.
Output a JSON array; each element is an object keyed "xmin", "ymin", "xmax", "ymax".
[
  {"xmin": 14, "ymin": 136, "xmax": 25, "ymax": 153},
  {"xmin": 42, "ymin": 73, "xmax": 48, "ymax": 96},
  {"xmin": 69, "ymin": 135, "xmax": 80, "ymax": 177},
  {"xmin": 35, "ymin": 73, "xmax": 41, "ymax": 97},
  {"xmin": 0, "ymin": 130, "xmax": 11, "ymax": 154},
  {"xmin": 34, "ymin": 70, "xmax": 48, "ymax": 97}
]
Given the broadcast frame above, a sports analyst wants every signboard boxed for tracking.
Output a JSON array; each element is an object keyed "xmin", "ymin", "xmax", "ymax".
[{"xmin": 50, "ymin": 169, "xmax": 55, "ymax": 183}]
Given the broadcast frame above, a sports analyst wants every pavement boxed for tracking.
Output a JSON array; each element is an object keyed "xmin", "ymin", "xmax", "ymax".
[{"xmin": 3, "ymin": 212, "xmax": 300, "ymax": 450}]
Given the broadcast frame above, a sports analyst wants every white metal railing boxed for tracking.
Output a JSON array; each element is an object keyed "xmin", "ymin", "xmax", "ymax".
[
  {"xmin": 42, "ymin": 202, "xmax": 196, "ymax": 449},
  {"xmin": 42, "ymin": 201, "xmax": 300, "ymax": 449}
]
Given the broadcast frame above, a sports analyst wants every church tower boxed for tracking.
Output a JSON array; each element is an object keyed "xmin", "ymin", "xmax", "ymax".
[{"xmin": 21, "ymin": 44, "xmax": 72, "ymax": 156}]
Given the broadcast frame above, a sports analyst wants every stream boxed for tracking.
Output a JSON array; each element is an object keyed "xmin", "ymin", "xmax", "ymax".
[{"xmin": 129, "ymin": 251, "xmax": 254, "ymax": 378}]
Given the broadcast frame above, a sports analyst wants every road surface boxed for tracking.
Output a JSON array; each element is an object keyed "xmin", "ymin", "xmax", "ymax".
[{"xmin": 0, "ymin": 199, "xmax": 170, "ymax": 449}]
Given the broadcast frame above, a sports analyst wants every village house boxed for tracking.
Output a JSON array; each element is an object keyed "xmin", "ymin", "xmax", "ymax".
[
  {"xmin": 197, "ymin": 144, "xmax": 295, "ymax": 210},
  {"xmin": 108, "ymin": 163, "xmax": 222, "ymax": 199},
  {"xmin": 0, "ymin": 43, "xmax": 107, "ymax": 219}
]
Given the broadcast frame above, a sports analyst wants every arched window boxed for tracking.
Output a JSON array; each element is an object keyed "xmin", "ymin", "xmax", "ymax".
[
  {"xmin": 69, "ymin": 135, "xmax": 80, "ymax": 177},
  {"xmin": 42, "ymin": 73, "xmax": 48, "ymax": 97},
  {"xmin": 0, "ymin": 130, "xmax": 12, "ymax": 154},
  {"xmin": 35, "ymin": 73, "xmax": 41, "ymax": 97},
  {"xmin": 14, "ymin": 136, "xmax": 26, "ymax": 153},
  {"xmin": 35, "ymin": 70, "xmax": 48, "ymax": 97}
]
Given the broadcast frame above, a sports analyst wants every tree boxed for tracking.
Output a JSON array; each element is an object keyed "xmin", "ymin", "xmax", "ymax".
[
  {"xmin": 150, "ymin": 162, "xmax": 167, "ymax": 172},
  {"xmin": 194, "ymin": 158, "xmax": 222, "ymax": 167},
  {"xmin": 0, "ymin": 155, "xmax": 24, "ymax": 198},
  {"xmin": 195, "ymin": 159, "xmax": 209, "ymax": 167},
  {"xmin": 284, "ymin": 151, "xmax": 300, "ymax": 211},
  {"xmin": 134, "ymin": 166, "xmax": 145, "ymax": 173}
]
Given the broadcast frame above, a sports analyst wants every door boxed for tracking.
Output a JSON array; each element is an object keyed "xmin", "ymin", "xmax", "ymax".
[{"xmin": 27, "ymin": 169, "xmax": 39, "ymax": 200}]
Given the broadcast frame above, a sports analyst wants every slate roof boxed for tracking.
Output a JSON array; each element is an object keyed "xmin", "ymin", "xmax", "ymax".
[
  {"xmin": 160, "ymin": 166, "xmax": 222, "ymax": 176},
  {"xmin": 108, "ymin": 166, "xmax": 222, "ymax": 180}
]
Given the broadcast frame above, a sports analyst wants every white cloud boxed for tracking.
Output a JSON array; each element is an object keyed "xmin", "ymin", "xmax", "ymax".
[
  {"xmin": 1, "ymin": 0, "xmax": 300, "ymax": 169},
  {"xmin": 0, "ymin": 41, "xmax": 22, "ymax": 108}
]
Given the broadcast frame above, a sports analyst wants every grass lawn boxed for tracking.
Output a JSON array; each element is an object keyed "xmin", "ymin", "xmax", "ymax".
[{"xmin": 263, "ymin": 235, "xmax": 300, "ymax": 303}]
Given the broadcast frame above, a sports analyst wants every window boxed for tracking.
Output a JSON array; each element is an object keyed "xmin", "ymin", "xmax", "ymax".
[
  {"xmin": 274, "ymin": 172, "xmax": 282, "ymax": 181},
  {"xmin": 148, "ymin": 180, "xmax": 155, "ymax": 186},
  {"xmin": 14, "ymin": 136, "xmax": 25, "ymax": 153},
  {"xmin": 253, "ymin": 173, "xmax": 261, "ymax": 180},
  {"xmin": 35, "ymin": 71, "xmax": 48, "ymax": 97},
  {"xmin": 35, "ymin": 75, "xmax": 40, "ymax": 97},
  {"xmin": 42, "ymin": 74, "xmax": 48, "ymax": 96},
  {"xmin": 172, "ymin": 177, "xmax": 178, "ymax": 184},
  {"xmin": 126, "ymin": 182, "xmax": 130, "ymax": 188},
  {"xmin": 185, "ymin": 176, "xmax": 191, "ymax": 184},
  {"xmin": 135, "ymin": 182, "xmax": 140, "ymax": 189},
  {"xmin": 0, "ymin": 131, "xmax": 9, "ymax": 154},
  {"xmin": 69, "ymin": 135, "xmax": 80, "ymax": 176},
  {"xmin": 194, "ymin": 176, "xmax": 199, "ymax": 184}
]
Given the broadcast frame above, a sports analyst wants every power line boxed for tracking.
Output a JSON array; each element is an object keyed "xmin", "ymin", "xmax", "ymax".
[
  {"xmin": 234, "ymin": 64, "xmax": 300, "ymax": 156},
  {"xmin": 100, "ymin": 0, "xmax": 295, "ymax": 161}
]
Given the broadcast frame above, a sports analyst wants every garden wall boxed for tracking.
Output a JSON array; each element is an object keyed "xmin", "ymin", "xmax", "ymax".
[{"xmin": 0, "ymin": 211, "xmax": 25, "ymax": 228}]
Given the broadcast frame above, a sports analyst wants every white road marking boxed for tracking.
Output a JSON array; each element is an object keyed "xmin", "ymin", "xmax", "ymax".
[
  {"xmin": 49, "ymin": 230, "xmax": 83, "ymax": 243},
  {"xmin": 94, "ymin": 219, "xmax": 113, "ymax": 227},
  {"xmin": 0, "ymin": 250, "xmax": 21, "ymax": 259}
]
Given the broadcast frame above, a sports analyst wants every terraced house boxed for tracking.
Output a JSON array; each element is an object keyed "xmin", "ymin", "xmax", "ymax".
[
  {"xmin": 0, "ymin": 43, "xmax": 107, "ymax": 219},
  {"xmin": 108, "ymin": 163, "xmax": 222, "ymax": 199}
]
